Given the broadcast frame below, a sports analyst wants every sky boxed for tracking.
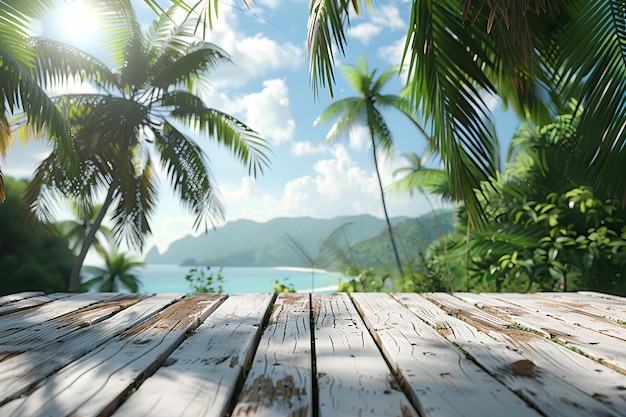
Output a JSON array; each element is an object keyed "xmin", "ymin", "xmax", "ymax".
[{"xmin": 5, "ymin": 0, "xmax": 521, "ymax": 258}]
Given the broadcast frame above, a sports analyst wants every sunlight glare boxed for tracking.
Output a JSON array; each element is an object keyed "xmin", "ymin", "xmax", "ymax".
[{"xmin": 58, "ymin": 0, "xmax": 100, "ymax": 42}]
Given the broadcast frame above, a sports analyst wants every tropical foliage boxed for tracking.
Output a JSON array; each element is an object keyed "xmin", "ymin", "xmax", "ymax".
[
  {"xmin": 0, "ymin": 0, "xmax": 77, "ymax": 202},
  {"xmin": 57, "ymin": 203, "xmax": 113, "ymax": 254},
  {"xmin": 22, "ymin": 3, "xmax": 269, "ymax": 291},
  {"xmin": 0, "ymin": 177, "xmax": 74, "ymax": 294},
  {"xmin": 416, "ymin": 108, "xmax": 626, "ymax": 294},
  {"xmin": 315, "ymin": 55, "xmax": 428, "ymax": 277},
  {"xmin": 81, "ymin": 245, "xmax": 144, "ymax": 292},
  {"xmin": 184, "ymin": 266, "xmax": 224, "ymax": 293},
  {"xmin": 307, "ymin": 0, "xmax": 626, "ymax": 227}
]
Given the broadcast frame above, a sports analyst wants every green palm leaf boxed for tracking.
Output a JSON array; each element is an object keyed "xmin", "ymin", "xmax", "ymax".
[
  {"xmin": 155, "ymin": 122, "xmax": 223, "ymax": 231},
  {"xmin": 151, "ymin": 42, "xmax": 231, "ymax": 90},
  {"xmin": 167, "ymin": 96, "xmax": 271, "ymax": 176},
  {"xmin": 553, "ymin": 0, "xmax": 626, "ymax": 202},
  {"xmin": 110, "ymin": 157, "xmax": 157, "ymax": 250},
  {"xmin": 29, "ymin": 38, "xmax": 118, "ymax": 91}
]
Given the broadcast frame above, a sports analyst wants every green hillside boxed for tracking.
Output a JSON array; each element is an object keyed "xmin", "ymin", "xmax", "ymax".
[{"xmin": 144, "ymin": 211, "xmax": 454, "ymax": 268}]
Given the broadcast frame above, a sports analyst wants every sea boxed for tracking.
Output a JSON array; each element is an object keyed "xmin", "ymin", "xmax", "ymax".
[{"xmin": 138, "ymin": 264, "xmax": 343, "ymax": 294}]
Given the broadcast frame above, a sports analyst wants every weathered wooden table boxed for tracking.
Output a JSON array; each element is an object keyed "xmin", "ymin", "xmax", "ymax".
[{"xmin": 0, "ymin": 291, "xmax": 625, "ymax": 417}]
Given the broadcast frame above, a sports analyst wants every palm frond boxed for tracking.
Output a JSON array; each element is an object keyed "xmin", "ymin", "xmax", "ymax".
[
  {"xmin": 307, "ymin": 0, "xmax": 370, "ymax": 99},
  {"xmin": 166, "ymin": 93, "xmax": 271, "ymax": 176},
  {"xmin": 110, "ymin": 157, "xmax": 157, "ymax": 250},
  {"xmin": 367, "ymin": 105, "xmax": 394, "ymax": 152},
  {"xmin": 96, "ymin": 0, "xmax": 143, "ymax": 69},
  {"xmin": 152, "ymin": 42, "xmax": 231, "ymax": 90},
  {"xmin": 30, "ymin": 37, "xmax": 118, "ymax": 91},
  {"xmin": 154, "ymin": 122, "xmax": 224, "ymax": 231},
  {"xmin": 390, "ymin": 153, "xmax": 453, "ymax": 202},
  {"xmin": 314, "ymin": 97, "xmax": 365, "ymax": 141},
  {"xmin": 403, "ymin": 0, "xmax": 500, "ymax": 225},
  {"xmin": 555, "ymin": 0, "xmax": 626, "ymax": 203},
  {"xmin": 0, "ymin": 50, "xmax": 75, "ymax": 164}
]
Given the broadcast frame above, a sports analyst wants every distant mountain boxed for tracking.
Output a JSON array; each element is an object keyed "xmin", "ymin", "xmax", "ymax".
[{"xmin": 143, "ymin": 211, "xmax": 455, "ymax": 269}]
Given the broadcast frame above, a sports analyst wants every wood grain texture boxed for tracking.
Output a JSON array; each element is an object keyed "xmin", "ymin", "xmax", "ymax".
[
  {"xmin": 480, "ymin": 292, "xmax": 626, "ymax": 341},
  {"xmin": 0, "ymin": 292, "xmax": 117, "ymax": 332},
  {"xmin": 0, "ymin": 293, "xmax": 71, "ymax": 321},
  {"xmin": 0, "ymin": 293, "xmax": 182, "ymax": 405},
  {"xmin": 0, "ymin": 292, "xmax": 45, "ymax": 306},
  {"xmin": 416, "ymin": 292, "xmax": 626, "ymax": 417},
  {"xmin": 113, "ymin": 293, "xmax": 274, "ymax": 417},
  {"xmin": 314, "ymin": 293, "xmax": 418, "ymax": 417},
  {"xmin": 0, "ymin": 291, "xmax": 624, "ymax": 417},
  {"xmin": 0, "ymin": 294, "xmax": 223, "ymax": 417},
  {"xmin": 352, "ymin": 292, "xmax": 539, "ymax": 417},
  {"xmin": 533, "ymin": 292, "xmax": 626, "ymax": 324},
  {"xmin": 454, "ymin": 292, "xmax": 626, "ymax": 373},
  {"xmin": 232, "ymin": 293, "xmax": 312, "ymax": 417}
]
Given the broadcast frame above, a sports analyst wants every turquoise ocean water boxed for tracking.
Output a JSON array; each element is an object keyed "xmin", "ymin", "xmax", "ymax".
[{"xmin": 138, "ymin": 264, "xmax": 342, "ymax": 294}]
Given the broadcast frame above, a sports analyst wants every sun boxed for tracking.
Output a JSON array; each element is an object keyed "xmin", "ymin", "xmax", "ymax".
[{"xmin": 55, "ymin": 0, "xmax": 100, "ymax": 44}]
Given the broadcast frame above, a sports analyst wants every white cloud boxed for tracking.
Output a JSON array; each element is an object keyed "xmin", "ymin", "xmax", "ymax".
[
  {"xmin": 347, "ymin": 5, "xmax": 405, "ymax": 44},
  {"xmin": 371, "ymin": 5, "xmax": 405, "ymax": 30},
  {"xmin": 379, "ymin": 36, "xmax": 406, "ymax": 67},
  {"xmin": 347, "ymin": 23, "xmax": 382, "ymax": 44},
  {"xmin": 223, "ymin": 176, "xmax": 259, "ymax": 204},
  {"xmin": 290, "ymin": 140, "xmax": 330, "ymax": 156},
  {"xmin": 348, "ymin": 125, "xmax": 369, "ymax": 151},
  {"xmin": 235, "ymin": 79, "xmax": 296, "ymax": 145},
  {"xmin": 237, "ymin": 144, "xmax": 408, "ymax": 221},
  {"xmin": 203, "ymin": 7, "xmax": 304, "ymax": 88}
]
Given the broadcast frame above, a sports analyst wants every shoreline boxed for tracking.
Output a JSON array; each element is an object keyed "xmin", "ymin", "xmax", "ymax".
[{"xmin": 274, "ymin": 266, "xmax": 340, "ymax": 275}]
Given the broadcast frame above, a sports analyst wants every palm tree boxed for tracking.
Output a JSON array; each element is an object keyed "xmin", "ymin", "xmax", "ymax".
[
  {"xmin": 0, "ymin": 0, "xmax": 78, "ymax": 202},
  {"xmin": 81, "ymin": 245, "xmax": 143, "ymax": 292},
  {"xmin": 314, "ymin": 55, "xmax": 427, "ymax": 276},
  {"xmin": 57, "ymin": 202, "xmax": 113, "ymax": 254},
  {"xmin": 307, "ymin": 0, "xmax": 626, "ymax": 223},
  {"xmin": 25, "ymin": 4, "xmax": 270, "ymax": 292}
]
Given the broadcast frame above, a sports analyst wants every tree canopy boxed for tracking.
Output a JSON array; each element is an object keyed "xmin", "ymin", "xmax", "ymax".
[{"xmin": 0, "ymin": 177, "xmax": 74, "ymax": 295}]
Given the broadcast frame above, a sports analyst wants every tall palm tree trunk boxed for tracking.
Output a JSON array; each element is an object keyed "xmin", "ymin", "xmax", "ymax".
[
  {"xmin": 370, "ymin": 132, "xmax": 404, "ymax": 277},
  {"xmin": 68, "ymin": 184, "xmax": 117, "ymax": 292}
]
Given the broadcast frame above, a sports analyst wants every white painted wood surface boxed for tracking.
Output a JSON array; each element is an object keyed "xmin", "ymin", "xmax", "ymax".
[
  {"xmin": 0, "ymin": 292, "xmax": 70, "ymax": 318},
  {"xmin": 314, "ymin": 293, "xmax": 418, "ymax": 417},
  {"xmin": 232, "ymin": 293, "xmax": 313, "ymax": 417},
  {"xmin": 454, "ymin": 291, "xmax": 626, "ymax": 373},
  {"xmin": 0, "ymin": 293, "xmax": 184, "ymax": 405},
  {"xmin": 0, "ymin": 291, "xmax": 624, "ymax": 417},
  {"xmin": 534, "ymin": 291, "xmax": 626, "ymax": 323},
  {"xmin": 0, "ymin": 294, "xmax": 223, "ymax": 417},
  {"xmin": 0, "ymin": 292, "xmax": 117, "ymax": 332},
  {"xmin": 113, "ymin": 293, "xmax": 274, "ymax": 417},
  {"xmin": 480, "ymin": 292, "xmax": 626, "ymax": 341},
  {"xmin": 0, "ymin": 292, "xmax": 45, "ymax": 306},
  {"xmin": 416, "ymin": 292, "xmax": 626, "ymax": 417},
  {"xmin": 352, "ymin": 292, "xmax": 539, "ymax": 417}
]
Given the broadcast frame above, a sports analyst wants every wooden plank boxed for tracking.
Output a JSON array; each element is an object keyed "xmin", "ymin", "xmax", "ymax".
[
  {"xmin": 232, "ymin": 293, "xmax": 312, "ymax": 417},
  {"xmin": 0, "ymin": 293, "xmax": 185, "ymax": 406},
  {"xmin": 0, "ymin": 292, "xmax": 118, "ymax": 332},
  {"xmin": 579, "ymin": 291, "xmax": 626, "ymax": 304},
  {"xmin": 0, "ymin": 292, "xmax": 45, "ymax": 306},
  {"xmin": 314, "ymin": 293, "xmax": 418, "ymax": 417},
  {"xmin": 0, "ymin": 294, "xmax": 225, "ymax": 417},
  {"xmin": 0, "ymin": 293, "xmax": 70, "ymax": 319},
  {"xmin": 413, "ymin": 292, "xmax": 626, "ymax": 417},
  {"xmin": 480, "ymin": 292, "xmax": 626, "ymax": 341},
  {"xmin": 351, "ymin": 293, "xmax": 538, "ymax": 417},
  {"xmin": 533, "ymin": 292, "xmax": 626, "ymax": 324},
  {"xmin": 113, "ymin": 293, "xmax": 274, "ymax": 417},
  {"xmin": 0, "ymin": 293, "xmax": 146, "ymax": 347},
  {"xmin": 454, "ymin": 292, "xmax": 626, "ymax": 373}
]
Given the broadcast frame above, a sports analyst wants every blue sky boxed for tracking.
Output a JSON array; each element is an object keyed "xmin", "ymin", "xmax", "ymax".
[{"xmin": 5, "ymin": 0, "xmax": 521, "ymax": 257}]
